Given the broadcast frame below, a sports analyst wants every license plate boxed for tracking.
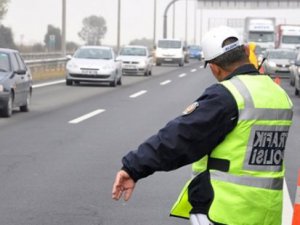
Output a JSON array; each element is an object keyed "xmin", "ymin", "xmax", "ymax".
[
  {"xmin": 81, "ymin": 70, "xmax": 98, "ymax": 75},
  {"xmin": 124, "ymin": 65, "xmax": 136, "ymax": 69},
  {"xmin": 164, "ymin": 58, "xmax": 172, "ymax": 61}
]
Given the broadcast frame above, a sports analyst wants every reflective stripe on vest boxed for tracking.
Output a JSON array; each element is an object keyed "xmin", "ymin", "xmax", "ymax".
[
  {"xmin": 230, "ymin": 76, "xmax": 293, "ymax": 121},
  {"xmin": 210, "ymin": 170, "xmax": 283, "ymax": 190}
]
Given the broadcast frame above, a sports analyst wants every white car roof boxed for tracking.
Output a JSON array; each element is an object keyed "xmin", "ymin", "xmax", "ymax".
[{"xmin": 79, "ymin": 45, "xmax": 112, "ymax": 50}]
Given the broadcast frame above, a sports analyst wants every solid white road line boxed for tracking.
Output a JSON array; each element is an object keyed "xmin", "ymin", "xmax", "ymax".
[
  {"xmin": 69, "ymin": 109, "xmax": 106, "ymax": 124},
  {"xmin": 282, "ymin": 178, "xmax": 293, "ymax": 224},
  {"xmin": 179, "ymin": 73, "xmax": 187, "ymax": 78},
  {"xmin": 33, "ymin": 79, "xmax": 65, "ymax": 88},
  {"xmin": 160, "ymin": 80, "xmax": 172, "ymax": 86},
  {"xmin": 129, "ymin": 90, "xmax": 147, "ymax": 98},
  {"xmin": 191, "ymin": 69, "xmax": 197, "ymax": 73}
]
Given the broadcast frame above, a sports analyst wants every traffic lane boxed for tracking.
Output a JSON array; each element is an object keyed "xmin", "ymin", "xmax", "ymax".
[
  {"xmin": 280, "ymin": 77, "xmax": 300, "ymax": 203},
  {"xmin": 0, "ymin": 62, "xmax": 205, "ymax": 225},
  {"xmin": 0, "ymin": 62, "xmax": 194, "ymax": 127}
]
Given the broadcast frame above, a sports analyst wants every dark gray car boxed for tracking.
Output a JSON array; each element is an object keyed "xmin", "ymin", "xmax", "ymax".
[{"xmin": 0, "ymin": 48, "xmax": 32, "ymax": 117}]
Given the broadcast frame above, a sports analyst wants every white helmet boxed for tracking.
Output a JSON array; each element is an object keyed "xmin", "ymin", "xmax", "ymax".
[{"xmin": 202, "ymin": 26, "xmax": 241, "ymax": 63}]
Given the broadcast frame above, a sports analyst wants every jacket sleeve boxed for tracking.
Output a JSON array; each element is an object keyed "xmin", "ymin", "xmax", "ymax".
[{"xmin": 122, "ymin": 84, "xmax": 238, "ymax": 182}]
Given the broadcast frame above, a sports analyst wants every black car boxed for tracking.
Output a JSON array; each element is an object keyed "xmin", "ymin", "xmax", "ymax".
[{"xmin": 0, "ymin": 48, "xmax": 32, "ymax": 117}]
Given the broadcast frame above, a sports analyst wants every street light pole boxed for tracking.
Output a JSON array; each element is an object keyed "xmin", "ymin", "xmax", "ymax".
[
  {"xmin": 117, "ymin": 0, "xmax": 121, "ymax": 52},
  {"xmin": 185, "ymin": 0, "xmax": 188, "ymax": 45},
  {"xmin": 153, "ymin": 0, "xmax": 157, "ymax": 46},
  {"xmin": 172, "ymin": 2, "xmax": 176, "ymax": 38},
  {"xmin": 62, "ymin": 0, "xmax": 66, "ymax": 56},
  {"xmin": 163, "ymin": 0, "xmax": 179, "ymax": 39}
]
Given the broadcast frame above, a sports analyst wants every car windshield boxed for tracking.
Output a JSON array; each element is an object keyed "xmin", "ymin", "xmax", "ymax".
[
  {"xmin": 0, "ymin": 53, "xmax": 11, "ymax": 72},
  {"xmin": 119, "ymin": 47, "xmax": 146, "ymax": 56},
  {"xmin": 158, "ymin": 40, "xmax": 181, "ymax": 49},
  {"xmin": 282, "ymin": 36, "xmax": 300, "ymax": 44},
  {"xmin": 249, "ymin": 32, "xmax": 274, "ymax": 42},
  {"xmin": 189, "ymin": 45, "xmax": 201, "ymax": 51},
  {"xmin": 74, "ymin": 48, "xmax": 112, "ymax": 60},
  {"xmin": 268, "ymin": 50, "xmax": 296, "ymax": 60}
]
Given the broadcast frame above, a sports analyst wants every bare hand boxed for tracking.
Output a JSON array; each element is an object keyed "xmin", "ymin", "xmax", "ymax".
[{"xmin": 112, "ymin": 170, "xmax": 136, "ymax": 201}]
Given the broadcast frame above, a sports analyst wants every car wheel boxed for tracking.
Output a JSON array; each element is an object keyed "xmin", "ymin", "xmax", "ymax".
[
  {"xmin": 290, "ymin": 78, "xmax": 295, "ymax": 86},
  {"xmin": 179, "ymin": 60, "xmax": 184, "ymax": 67},
  {"xmin": 110, "ymin": 78, "xmax": 117, "ymax": 87},
  {"xmin": 117, "ymin": 76, "xmax": 122, "ymax": 85},
  {"xmin": 66, "ymin": 79, "xmax": 73, "ymax": 86},
  {"xmin": 2, "ymin": 92, "xmax": 13, "ymax": 117},
  {"xmin": 295, "ymin": 87, "xmax": 299, "ymax": 96},
  {"xmin": 148, "ymin": 69, "xmax": 152, "ymax": 76},
  {"xmin": 20, "ymin": 91, "xmax": 31, "ymax": 112}
]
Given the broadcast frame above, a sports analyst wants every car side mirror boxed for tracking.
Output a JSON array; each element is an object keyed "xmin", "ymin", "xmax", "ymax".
[
  {"xmin": 15, "ymin": 69, "xmax": 26, "ymax": 75},
  {"xmin": 66, "ymin": 55, "xmax": 72, "ymax": 60}
]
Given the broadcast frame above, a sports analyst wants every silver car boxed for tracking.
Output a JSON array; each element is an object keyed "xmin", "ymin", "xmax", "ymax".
[
  {"xmin": 66, "ymin": 46, "xmax": 122, "ymax": 87},
  {"xmin": 117, "ymin": 45, "xmax": 153, "ymax": 76},
  {"xmin": 262, "ymin": 48, "xmax": 297, "ymax": 78},
  {"xmin": 0, "ymin": 48, "xmax": 32, "ymax": 117}
]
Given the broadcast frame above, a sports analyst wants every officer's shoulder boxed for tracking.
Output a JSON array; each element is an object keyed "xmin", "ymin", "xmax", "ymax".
[{"xmin": 205, "ymin": 83, "xmax": 231, "ymax": 97}]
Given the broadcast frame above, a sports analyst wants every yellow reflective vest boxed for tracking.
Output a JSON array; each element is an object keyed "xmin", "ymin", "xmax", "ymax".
[{"xmin": 170, "ymin": 75, "xmax": 293, "ymax": 225}]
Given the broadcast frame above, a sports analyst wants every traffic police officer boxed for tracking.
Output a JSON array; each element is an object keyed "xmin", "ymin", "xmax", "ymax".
[{"xmin": 112, "ymin": 26, "xmax": 293, "ymax": 225}]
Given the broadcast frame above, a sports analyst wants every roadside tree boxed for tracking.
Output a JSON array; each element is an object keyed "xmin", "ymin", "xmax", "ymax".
[
  {"xmin": 78, "ymin": 15, "xmax": 107, "ymax": 45},
  {"xmin": 44, "ymin": 25, "xmax": 62, "ymax": 51},
  {"xmin": 0, "ymin": 0, "xmax": 9, "ymax": 21}
]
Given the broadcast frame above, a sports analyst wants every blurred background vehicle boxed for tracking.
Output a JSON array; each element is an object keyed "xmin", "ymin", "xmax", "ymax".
[
  {"xmin": 275, "ymin": 24, "xmax": 300, "ymax": 49},
  {"xmin": 65, "ymin": 46, "xmax": 122, "ymax": 87},
  {"xmin": 290, "ymin": 52, "xmax": 300, "ymax": 96},
  {"xmin": 0, "ymin": 48, "xmax": 32, "ymax": 117},
  {"xmin": 244, "ymin": 17, "xmax": 276, "ymax": 51},
  {"xmin": 155, "ymin": 39, "xmax": 185, "ymax": 67},
  {"xmin": 187, "ymin": 45, "xmax": 203, "ymax": 60},
  {"xmin": 288, "ymin": 51, "xmax": 300, "ymax": 86},
  {"xmin": 117, "ymin": 45, "xmax": 153, "ymax": 76},
  {"xmin": 262, "ymin": 48, "xmax": 297, "ymax": 78}
]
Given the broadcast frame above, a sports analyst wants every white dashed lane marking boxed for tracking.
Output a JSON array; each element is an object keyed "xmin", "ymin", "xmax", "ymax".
[
  {"xmin": 33, "ymin": 80, "xmax": 65, "ymax": 88},
  {"xmin": 129, "ymin": 90, "xmax": 147, "ymax": 98},
  {"xmin": 69, "ymin": 109, "xmax": 106, "ymax": 124},
  {"xmin": 160, "ymin": 80, "xmax": 172, "ymax": 86}
]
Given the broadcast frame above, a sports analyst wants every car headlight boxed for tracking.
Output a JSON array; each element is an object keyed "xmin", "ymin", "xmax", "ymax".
[
  {"xmin": 66, "ymin": 62, "xmax": 78, "ymax": 70},
  {"xmin": 268, "ymin": 61, "xmax": 276, "ymax": 67},
  {"xmin": 139, "ymin": 60, "xmax": 147, "ymax": 67},
  {"xmin": 0, "ymin": 84, "xmax": 3, "ymax": 92},
  {"xmin": 102, "ymin": 64, "xmax": 114, "ymax": 71}
]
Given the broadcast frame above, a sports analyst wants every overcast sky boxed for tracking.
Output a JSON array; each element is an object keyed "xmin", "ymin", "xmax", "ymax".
[{"xmin": 2, "ymin": 0, "xmax": 300, "ymax": 46}]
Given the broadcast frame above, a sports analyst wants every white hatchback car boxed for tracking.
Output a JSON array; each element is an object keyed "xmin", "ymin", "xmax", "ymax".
[
  {"xmin": 66, "ymin": 46, "xmax": 122, "ymax": 87},
  {"xmin": 117, "ymin": 45, "xmax": 153, "ymax": 76}
]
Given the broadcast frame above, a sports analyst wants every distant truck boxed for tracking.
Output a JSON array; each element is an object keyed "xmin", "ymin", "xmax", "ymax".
[
  {"xmin": 275, "ymin": 24, "xmax": 300, "ymax": 49},
  {"xmin": 154, "ymin": 39, "xmax": 187, "ymax": 67},
  {"xmin": 244, "ymin": 17, "xmax": 276, "ymax": 50}
]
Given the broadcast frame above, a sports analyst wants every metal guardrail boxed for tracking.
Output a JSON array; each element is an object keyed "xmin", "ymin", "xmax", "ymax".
[{"xmin": 25, "ymin": 57, "xmax": 68, "ymax": 80}]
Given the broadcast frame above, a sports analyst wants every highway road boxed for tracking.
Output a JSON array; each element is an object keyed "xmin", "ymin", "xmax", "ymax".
[{"xmin": 0, "ymin": 60, "xmax": 299, "ymax": 225}]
